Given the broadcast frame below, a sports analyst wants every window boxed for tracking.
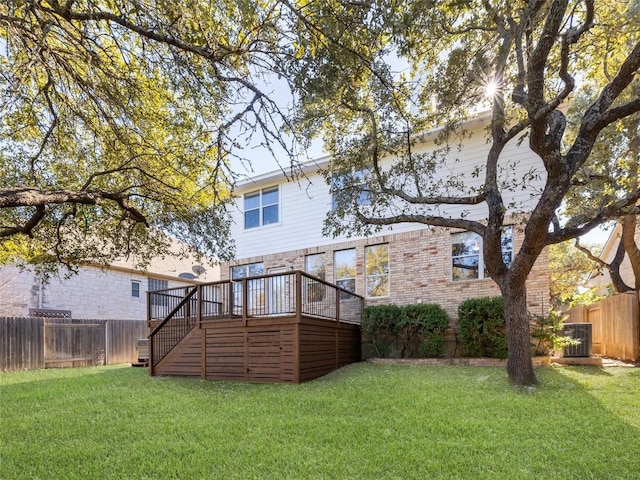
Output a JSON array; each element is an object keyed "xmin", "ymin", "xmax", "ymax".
[
  {"xmin": 231, "ymin": 262, "xmax": 264, "ymax": 279},
  {"xmin": 451, "ymin": 227, "xmax": 513, "ymax": 281},
  {"xmin": 230, "ymin": 263, "xmax": 265, "ymax": 314},
  {"xmin": 148, "ymin": 278, "xmax": 169, "ymax": 306},
  {"xmin": 331, "ymin": 170, "xmax": 371, "ymax": 210},
  {"xmin": 334, "ymin": 249, "xmax": 356, "ymax": 293},
  {"xmin": 148, "ymin": 278, "xmax": 168, "ymax": 291},
  {"xmin": 131, "ymin": 281, "xmax": 141, "ymax": 298},
  {"xmin": 244, "ymin": 186, "xmax": 279, "ymax": 229},
  {"xmin": 305, "ymin": 253, "xmax": 326, "ymax": 302},
  {"xmin": 365, "ymin": 244, "xmax": 389, "ymax": 297},
  {"xmin": 305, "ymin": 254, "xmax": 326, "ymax": 280}
]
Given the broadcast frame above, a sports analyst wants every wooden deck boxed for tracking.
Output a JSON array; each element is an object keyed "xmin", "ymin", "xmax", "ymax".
[{"xmin": 147, "ymin": 271, "xmax": 363, "ymax": 383}]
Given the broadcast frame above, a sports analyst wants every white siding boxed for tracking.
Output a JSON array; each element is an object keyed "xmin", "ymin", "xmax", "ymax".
[
  {"xmin": 232, "ymin": 125, "xmax": 546, "ymax": 260},
  {"xmin": 589, "ymin": 224, "xmax": 639, "ymax": 290}
]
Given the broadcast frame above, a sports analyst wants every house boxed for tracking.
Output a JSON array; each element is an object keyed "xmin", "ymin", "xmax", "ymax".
[
  {"xmin": 588, "ymin": 221, "xmax": 640, "ymax": 292},
  {"xmin": 0, "ymin": 237, "xmax": 219, "ymax": 321},
  {"xmin": 146, "ymin": 114, "xmax": 551, "ymax": 383},
  {"xmin": 221, "ymin": 115, "xmax": 550, "ymax": 322}
]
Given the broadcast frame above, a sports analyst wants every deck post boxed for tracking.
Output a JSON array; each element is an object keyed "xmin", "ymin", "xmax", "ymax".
[
  {"xmin": 335, "ymin": 288, "xmax": 340, "ymax": 323},
  {"xmin": 295, "ymin": 271, "xmax": 302, "ymax": 319},
  {"xmin": 196, "ymin": 285, "xmax": 202, "ymax": 326},
  {"xmin": 228, "ymin": 282, "xmax": 234, "ymax": 318},
  {"xmin": 242, "ymin": 278, "xmax": 248, "ymax": 323},
  {"xmin": 184, "ymin": 286, "xmax": 190, "ymax": 320},
  {"xmin": 147, "ymin": 290, "xmax": 154, "ymax": 376},
  {"xmin": 146, "ymin": 290, "xmax": 152, "ymax": 327}
]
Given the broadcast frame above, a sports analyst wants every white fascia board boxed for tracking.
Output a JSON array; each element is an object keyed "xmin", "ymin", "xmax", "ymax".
[
  {"xmin": 236, "ymin": 110, "xmax": 494, "ymax": 192},
  {"xmin": 236, "ymin": 154, "xmax": 331, "ymax": 192}
]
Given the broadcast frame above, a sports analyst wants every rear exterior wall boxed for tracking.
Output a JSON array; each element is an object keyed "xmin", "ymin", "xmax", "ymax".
[{"xmin": 221, "ymin": 225, "xmax": 549, "ymax": 324}]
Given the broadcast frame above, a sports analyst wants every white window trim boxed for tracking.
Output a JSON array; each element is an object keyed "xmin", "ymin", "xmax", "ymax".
[
  {"xmin": 131, "ymin": 280, "xmax": 141, "ymax": 298},
  {"xmin": 243, "ymin": 186, "xmax": 280, "ymax": 230}
]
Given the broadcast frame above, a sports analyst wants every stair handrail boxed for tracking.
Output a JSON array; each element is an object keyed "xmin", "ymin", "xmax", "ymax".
[{"xmin": 149, "ymin": 286, "xmax": 198, "ymax": 369}]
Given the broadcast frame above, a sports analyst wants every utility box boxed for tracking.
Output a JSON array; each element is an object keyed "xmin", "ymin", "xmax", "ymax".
[
  {"xmin": 132, "ymin": 339, "xmax": 149, "ymax": 367},
  {"xmin": 563, "ymin": 323, "xmax": 592, "ymax": 357}
]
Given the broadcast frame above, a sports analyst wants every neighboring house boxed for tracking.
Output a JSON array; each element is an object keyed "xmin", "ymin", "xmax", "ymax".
[
  {"xmin": 0, "ymin": 239, "xmax": 219, "ymax": 320},
  {"xmin": 221, "ymin": 115, "xmax": 550, "ymax": 321},
  {"xmin": 588, "ymin": 221, "xmax": 640, "ymax": 292}
]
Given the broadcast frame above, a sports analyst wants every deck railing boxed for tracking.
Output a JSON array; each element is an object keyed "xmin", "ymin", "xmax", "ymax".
[{"xmin": 148, "ymin": 271, "xmax": 363, "ymax": 370}]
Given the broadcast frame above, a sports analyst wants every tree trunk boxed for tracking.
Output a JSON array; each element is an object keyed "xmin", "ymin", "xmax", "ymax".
[
  {"xmin": 621, "ymin": 215, "xmax": 640, "ymax": 290},
  {"xmin": 501, "ymin": 279, "xmax": 537, "ymax": 386}
]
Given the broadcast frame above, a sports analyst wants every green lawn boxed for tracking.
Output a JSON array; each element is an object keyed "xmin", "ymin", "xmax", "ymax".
[{"xmin": 1, "ymin": 363, "xmax": 638, "ymax": 479}]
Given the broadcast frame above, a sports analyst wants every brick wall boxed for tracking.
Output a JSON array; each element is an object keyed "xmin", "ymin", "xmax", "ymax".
[
  {"xmin": 222, "ymin": 225, "xmax": 550, "ymax": 325},
  {"xmin": 0, "ymin": 266, "xmax": 199, "ymax": 321}
]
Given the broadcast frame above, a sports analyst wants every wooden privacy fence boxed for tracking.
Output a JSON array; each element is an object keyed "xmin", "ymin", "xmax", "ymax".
[
  {"xmin": 1, "ymin": 317, "xmax": 149, "ymax": 372},
  {"xmin": 566, "ymin": 291, "xmax": 640, "ymax": 362}
]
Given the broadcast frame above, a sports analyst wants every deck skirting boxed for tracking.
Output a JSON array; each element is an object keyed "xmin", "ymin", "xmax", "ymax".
[{"xmin": 153, "ymin": 315, "xmax": 361, "ymax": 383}]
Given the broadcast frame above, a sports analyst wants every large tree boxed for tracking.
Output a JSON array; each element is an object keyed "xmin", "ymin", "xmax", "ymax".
[
  {"xmin": 287, "ymin": 0, "xmax": 640, "ymax": 385},
  {"xmin": 564, "ymin": 38, "xmax": 640, "ymax": 292},
  {"xmin": 549, "ymin": 240, "xmax": 603, "ymax": 308},
  {"xmin": 0, "ymin": 0, "xmax": 297, "ymax": 271}
]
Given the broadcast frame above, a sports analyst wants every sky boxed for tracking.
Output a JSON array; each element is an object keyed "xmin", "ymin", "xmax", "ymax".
[{"xmin": 227, "ymin": 63, "xmax": 615, "ymax": 250}]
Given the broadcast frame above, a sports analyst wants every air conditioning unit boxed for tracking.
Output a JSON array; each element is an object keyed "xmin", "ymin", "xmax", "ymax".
[{"xmin": 563, "ymin": 323, "xmax": 592, "ymax": 357}]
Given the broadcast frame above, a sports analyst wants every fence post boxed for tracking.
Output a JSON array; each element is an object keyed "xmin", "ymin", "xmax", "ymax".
[{"xmin": 104, "ymin": 320, "xmax": 109, "ymax": 365}]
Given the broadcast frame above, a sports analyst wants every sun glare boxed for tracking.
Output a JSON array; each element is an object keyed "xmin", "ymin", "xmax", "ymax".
[{"xmin": 485, "ymin": 80, "xmax": 498, "ymax": 98}]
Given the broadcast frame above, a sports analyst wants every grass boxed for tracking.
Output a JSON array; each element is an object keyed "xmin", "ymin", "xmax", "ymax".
[{"xmin": 1, "ymin": 363, "xmax": 639, "ymax": 479}]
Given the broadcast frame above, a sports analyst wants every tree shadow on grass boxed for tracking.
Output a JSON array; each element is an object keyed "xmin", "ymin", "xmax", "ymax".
[{"xmin": 1, "ymin": 363, "xmax": 640, "ymax": 479}]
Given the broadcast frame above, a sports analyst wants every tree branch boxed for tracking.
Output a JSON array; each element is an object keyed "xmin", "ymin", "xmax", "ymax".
[
  {"xmin": 0, "ymin": 187, "xmax": 149, "ymax": 236},
  {"xmin": 575, "ymin": 237, "xmax": 632, "ymax": 293},
  {"xmin": 0, "ymin": 205, "xmax": 46, "ymax": 237},
  {"xmin": 547, "ymin": 197, "xmax": 640, "ymax": 244},
  {"xmin": 355, "ymin": 211, "xmax": 486, "ymax": 236}
]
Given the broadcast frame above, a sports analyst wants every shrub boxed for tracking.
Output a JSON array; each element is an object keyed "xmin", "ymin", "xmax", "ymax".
[
  {"xmin": 458, "ymin": 296, "xmax": 508, "ymax": 358},
  {"xmin": 361, "ymin": 304, "xmax": 403, "ymax": 357},
  {"xmin": 362, "ymin": 303, "xmax": 449, "ymax": 358},
  {"xmin": 400, "ymin": 304, "xmax": 449, "ymax": 357},
  {"xmin": 530, "ymin": 309, "xmax": 580, "ymax": 356}
]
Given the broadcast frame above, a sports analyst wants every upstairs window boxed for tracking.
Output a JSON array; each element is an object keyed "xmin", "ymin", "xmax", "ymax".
[
  {"xmin": 331, "ymin": 170, "xmax": 371, "ymax": 210},
  {"xmin": 244, "ymin": 187, "xmax": 279, "ymax": 229},
  {"xmin": 451, "ymin": 227, "xmax": 513, "ymax": 281}
]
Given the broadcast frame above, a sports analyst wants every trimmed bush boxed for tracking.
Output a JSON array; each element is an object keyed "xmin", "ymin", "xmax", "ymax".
[
  {"xmin": 458, "ymin": 296, "xmax": 508, "ymax": 358},
  {"xmin": 362, "ymin": 303, "xmax": 449, "ymax": 358},
  {"xmin": 400, "ymin": 304, "xmax": 449, "ymax": 357},
  {"xmin": 362, "ymin": 304, "xmax": 403, "ymax": 357}
]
